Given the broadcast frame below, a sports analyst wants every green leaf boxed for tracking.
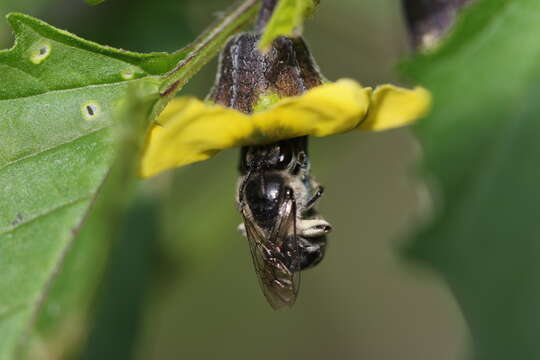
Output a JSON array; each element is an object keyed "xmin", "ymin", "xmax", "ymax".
[
  {"xmin": 84, "ymin": 0, "xmax": 106, "ymax": 4},
  {"xmin": 0, "ymin": 2, "xmax": 259, "ymax": 357},
  {"xmin": 402, "ymin": 0, "xmax": 540, "ymax": 359},
  {"xmin": 0, "ymin": 15, "xmax": 161, "ymax": 360},
  {"xmin": 27, "ymin": 91, "xmax": 155, "ymax": 360},
  {"xmin": 76, "ymin": 195, "xmax": 160, "ymax": 360},
  {"xmin": 258, "ymin": 0, "xmax": 318, "ymax": 50}
]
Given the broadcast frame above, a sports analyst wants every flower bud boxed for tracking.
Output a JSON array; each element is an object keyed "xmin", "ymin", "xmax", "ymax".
[
  {"xmin": 208, "ymin": 33, "xmax": 324, "ymax": 114},
  {"xmin": 403, "ymin": 0, "xmax": 474, "ymax": 50}
]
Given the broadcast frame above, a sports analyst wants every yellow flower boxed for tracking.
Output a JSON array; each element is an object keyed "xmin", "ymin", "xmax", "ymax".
[{"xmin": 140, "ymin": 78, "xmax": 431, "ymax": 178}]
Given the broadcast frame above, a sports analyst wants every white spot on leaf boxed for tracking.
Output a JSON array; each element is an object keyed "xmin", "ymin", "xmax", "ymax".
[
  {"xmin": 81, "ymin": 101, "xmax": 101, "ymax": 121},
  {"xmin": 30, "ymin": 42, "xmax": 51, "ymax": 64},
  {"xmin": 121, "ymin": 68, "xmax": 135, "ymax": 80}
]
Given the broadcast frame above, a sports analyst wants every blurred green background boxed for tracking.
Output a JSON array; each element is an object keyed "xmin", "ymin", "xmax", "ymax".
[{"xmin": 0, "ymin": 1, "xmax": 468, "ymax": 359}]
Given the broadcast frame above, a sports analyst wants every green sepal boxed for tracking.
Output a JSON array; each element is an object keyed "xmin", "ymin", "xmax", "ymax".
[{"xmin": 258, "ymin": 0, "xmax": 319, "ymax": 50}]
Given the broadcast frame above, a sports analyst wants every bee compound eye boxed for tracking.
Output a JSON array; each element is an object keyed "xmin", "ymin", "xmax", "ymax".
[{"xmin": 277, "ymin": 150, "xmax": 292, "ymax": 168}]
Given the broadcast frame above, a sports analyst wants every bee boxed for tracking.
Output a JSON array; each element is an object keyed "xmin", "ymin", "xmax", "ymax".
[
  {"xmin": 237, "ymin": 136, "xmax": 332, "ymax": 309},
  {"xmin": 208, "ymin": 28, "xmax": 330, "ymax": 309}
]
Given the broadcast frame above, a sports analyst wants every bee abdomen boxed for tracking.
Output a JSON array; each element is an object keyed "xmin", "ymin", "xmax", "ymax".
[{"xmin": 296, "ymin": 236, "xmax": 327, "ymax": 271}]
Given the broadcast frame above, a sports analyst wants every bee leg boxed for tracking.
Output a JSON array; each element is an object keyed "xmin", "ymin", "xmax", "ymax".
[
  {"xmin": 305, "ymin": 186, "xmax": 324, "ymax": 211},
  {"xmin": 298, "ymin": 236, "xmax": 327, "ymax": 270},
  {"xmin": 237, "ymin": 223, "xmax": 247, "ymax": 237},
  {"xmin": 298, "ymin": 219, "xmax": 332, "ymax": 238}
]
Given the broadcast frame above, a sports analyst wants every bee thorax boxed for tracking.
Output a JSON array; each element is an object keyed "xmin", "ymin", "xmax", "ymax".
[{"xmin": 244, "ymin": 173, "xmax": 286, "ymax": 229}]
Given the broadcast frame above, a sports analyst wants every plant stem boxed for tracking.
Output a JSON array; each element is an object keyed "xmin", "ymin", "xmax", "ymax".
[
  {"xmin": 256, "ymin": 0, "xmax": 279, "ymax": 33},
  {"xmin": 152, "ymin": 0, "xmax": 260, "ymax": 120}
]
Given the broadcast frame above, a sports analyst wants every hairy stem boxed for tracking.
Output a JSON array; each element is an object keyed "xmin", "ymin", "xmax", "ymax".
[
  {"xmin": 152, "ymin": 0, "xmax": 260, "ymax": 119},
  {"xmin": 256, "ymin": 0, "xmax": 279, "ymax": 33}
]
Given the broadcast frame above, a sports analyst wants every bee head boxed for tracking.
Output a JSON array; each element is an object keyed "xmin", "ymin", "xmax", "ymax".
[{"xmin": 239, "ymin": 137, "xmax": 308, "ymax": 174}]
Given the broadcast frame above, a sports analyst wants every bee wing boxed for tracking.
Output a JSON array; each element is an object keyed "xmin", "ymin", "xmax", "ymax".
[{"xmin": 242, "ymin": 197, "xmax": 300, "ymax": 310}]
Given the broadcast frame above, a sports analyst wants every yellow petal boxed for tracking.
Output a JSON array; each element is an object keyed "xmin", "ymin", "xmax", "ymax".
[
  {"xmin": 140, "ymin": 98, "xmax": 253, "ymax": 178},
  {"xmin": 254, "ymin": 79, "xmax": 371, "ymax": 138},
  {"xmin": 357, "ymin": 85, "xmax": 432, "ymax": 131},
  {"xmin": 140, "ymin": 79, "xmax": 371, "ymax": 178}
]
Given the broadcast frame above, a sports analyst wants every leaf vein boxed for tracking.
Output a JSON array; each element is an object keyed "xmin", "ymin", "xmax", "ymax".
[
  {"xmin": 0, "ymin": 77, "xmax": 149, "ymax": 102},
  {"xmin": 0, "ymin": 126, "xmax": 110, "ymax": 171},
  {"xmin": 0, "ymin": 196, "xmax": 93, "ymax": 235},
  {"xmin": 0, "ymin": 63, "xmax": 51, "ymax": 93}
]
